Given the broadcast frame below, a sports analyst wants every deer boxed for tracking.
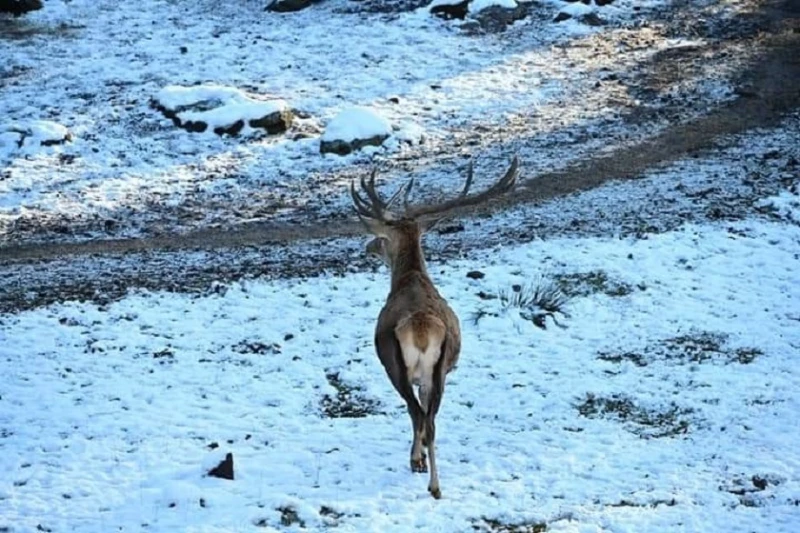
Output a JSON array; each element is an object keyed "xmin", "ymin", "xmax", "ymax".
[{"xmin": 351, "ymin": 155, "xmax": 520, "ymax": 499}]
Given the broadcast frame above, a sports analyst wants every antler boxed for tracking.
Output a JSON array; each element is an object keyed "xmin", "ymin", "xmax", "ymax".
[
  {"xmin": 350, "ymin": 168, "xmax": 405, "ymax": 221},
  {"xmin": 407, "ymin": 155, "xmax": 519, "ymax": 219},
  {"xmin": 351, "ymin": 155, "xmax": 520, "ymax": 222}
]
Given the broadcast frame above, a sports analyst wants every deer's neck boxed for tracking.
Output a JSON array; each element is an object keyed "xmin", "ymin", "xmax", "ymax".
[{"xmin": 390, "ymin": 241, "xmax": 429, "ymax": 291}]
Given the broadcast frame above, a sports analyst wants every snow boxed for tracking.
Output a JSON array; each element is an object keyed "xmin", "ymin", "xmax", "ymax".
[
  {"xmin": 321, "ymin": 106, "xmax": 392, "ymax": 143},
  {"xmin": 470, "ymin": 0, "xmax": 519, "ymax": 14},
  {"xmin": 559, "ymin": 1, "xmax": 595, "ymax": 18},
  {"xmin": 2, "ymin": 211, "xmax": 800, "ymax": 531},
  {"xmin": 2, "ymin": 2, "xmax": 799, "ymax": 529}
]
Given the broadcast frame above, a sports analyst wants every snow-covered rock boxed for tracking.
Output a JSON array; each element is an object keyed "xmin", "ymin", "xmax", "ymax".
[
  {"xmin": 430, "ymin": 0, "xmax": 470, "ymax": 20},
  {"xmin": 152, "ymin": 84, "xmax": 293, "ymax": 136},
  {"xmin": 430, "ymin": 0, "xmax": 526, "ymax": 32},
  {"xmin": 468, "ymin": 0, "xmax": 527, "ymax": 33},
  {"xmin": 0, "ymin": 120, "xmax": 72, "ymax": 158},
  {"xmin": 320, "ymin": 107, "xmax": 392, "ymax": 156},
  {"xmin": 0, "ymin": 0, "xmax": 42, "ymax": 16}
]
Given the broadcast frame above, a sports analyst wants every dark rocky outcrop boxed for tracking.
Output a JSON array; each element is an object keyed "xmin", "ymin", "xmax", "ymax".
[{"xmin": 0, "ymin": 0, "xmax": 43, "ymax": 17}]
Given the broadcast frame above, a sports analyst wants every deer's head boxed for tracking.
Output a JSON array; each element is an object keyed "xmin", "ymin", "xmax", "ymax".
[{"xmin": 352, "ymin": 156, "xmax": 520, "ymax": 271}]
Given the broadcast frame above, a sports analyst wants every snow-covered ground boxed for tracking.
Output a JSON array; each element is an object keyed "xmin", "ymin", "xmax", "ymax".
[
  {"xmin": 2, "ymin": 200, "xmax": 800, "ymax": 531},
  {"xmin": 2, "ymin": 1, "xmax": 800, "ymax": 531},
  {"xmin": 1, "ymin": 116, "xmax": 799, "ymax": 530},
  {"xmin": 0, "ymin": 0, "xmax": 751, "ymax": 242}
]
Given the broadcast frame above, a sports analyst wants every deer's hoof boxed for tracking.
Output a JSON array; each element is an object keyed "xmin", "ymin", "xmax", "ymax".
[
  {"xmin": 429, "ymin": 485, "xmax": 441, "ymax": 499},
  {"xmin": 410, "ymin": 456, "xmax": 428, "ymax": 473}
]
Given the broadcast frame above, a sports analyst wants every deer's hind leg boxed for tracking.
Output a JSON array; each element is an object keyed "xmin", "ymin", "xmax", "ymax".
[
  {"xmin": 409, "ymin": 407, "xmax": 427, "ymax": 473},
  {"xmin": 423, "ymin": 340, "xmax": 447, "ymax": 499},
  {"xmin": 375, "ymin": 326, "xmax": 427, "ymax": 473}
]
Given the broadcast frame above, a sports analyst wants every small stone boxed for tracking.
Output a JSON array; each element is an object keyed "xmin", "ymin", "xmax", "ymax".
[
  {"xmin": 207, "ymin": 452, "xmax": 234, "ymax": 480},
  {"xmin": 180, "ymin": 46, "xmax": 188, "ymax": 54},
  {"xmin": 267, "ymin": 0, "xmax": 314, "ymax": 12},
  {"xmin": 581, "ymin": 13, "xmax": 605, "ymax": 26},
  {"xmin": 466, "ymin": 270, "xmax": 486, "ymax": 280},
  {"xmin": 554, "ymin": 12, "xmax": 572, "ymax": 23}
]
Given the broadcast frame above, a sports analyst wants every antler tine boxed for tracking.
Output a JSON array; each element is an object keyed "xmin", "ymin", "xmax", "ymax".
[
  {"xmin": 402, "ymin": 177, "xmax": 415, "ymax": 214},
  {"xmin": 351, "ymin": 167, "xmax": 405, "ymax": 222},
  {"xmin": 458, "ymin": 160, "xmax": 474, "ymax": 199},
  {"xmin": 350, "ymin": 180, "xmax": 381, "ymax": 219},
  {"xmin": 385, "ymin": 181, "xmax": 407, "ymax": 209},
  {"xmin": 408, "ymin": 155, "xmax": 520, "ymax": 218},
  {"xmin": 361, "ymin": 168, "xmax": 390, "ymax": 211},
  {"xmin": 484, "ymin": 154, "xmax": 519, "ymax": 195}
]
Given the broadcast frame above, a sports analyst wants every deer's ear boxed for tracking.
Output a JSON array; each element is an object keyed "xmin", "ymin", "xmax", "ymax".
[
  {"xmin": 356, "ymin": 214, "xmax": 391, "ymax": 238},
  {"xmin": 366, "ymin": 237, "xmax": 390, "ymax": 265}
]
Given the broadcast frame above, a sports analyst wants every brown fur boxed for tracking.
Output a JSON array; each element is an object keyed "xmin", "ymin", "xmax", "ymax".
[
  {"xmin": 396, "ymin": 313, "xmax": 446, "ymax": 353},
  {"xmin": 368, "ymin": 221, "xmax": 461, "ymax": 499},
  {"xmin": 352, "ymin": 156, "xmax": 518, "ymax": 499}
]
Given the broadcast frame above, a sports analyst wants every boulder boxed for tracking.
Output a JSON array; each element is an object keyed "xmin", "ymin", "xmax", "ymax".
[
  {"xmin": 152, "ymin": 84, "xmax": 293, "ymax": 136},
  {"xmin": 320, "ymin": 107, "xmax": 391, "ymax": 156},
  {"xmin": 469, "ymin": 0, "xmax": 528, "ymax": 33},
  {"xmin": 0, "ymin": 0, "xmax": 43, "ymax": 16},
  {"xmin": 430, "ymin": 0, "xmax": 469, "ymax": 20}
]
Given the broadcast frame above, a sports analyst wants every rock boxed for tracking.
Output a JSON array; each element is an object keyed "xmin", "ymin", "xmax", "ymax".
[
  {"xmin": 430, "ymin": 0, "xmax": 469, "ymax": 20},
  {"xmin": 207, "ymin": 452, "xmax": 234, "ymax": 480},
  {"xmin": 554, "ymin": 12, "xmax": 572, "ymax": 23},
  {"xmin": 250, "ymin": 112, "xmax": 294, "ymax": 134},
  {"xmin": 469, "ymin": 1, "xmax": 529, "ymax": 34},
  {"xmin": 580, "ymin": 12, "xmax": 605, "ymax": 26},
  {"xmin": 152, "ymin": 84, "xmax": 293, "ymax": 137},
  {"xmin": 267, "ymin": 0, "xmax": 317, "ymax": 12},
  {"xmin": 595, "ymin": 0, "xmax": 615, "ymax": 5},
  {"xmin": 1, "ymin": 121, "xmax": 72, "ymax": 158},
  {"xmin": 320, "ymin": 106, "xmax": 391, "ymax": 156},
  {"xmin": 0, "ymin": 0, "xmax": 43, "ymax": 16},
  {"xmin": 466, "ymin": 270, "xmax": 486, "ymax": 280},
  {"xmin": 320, "ymin": 135, "xmax": 389, "ymax": 156}
]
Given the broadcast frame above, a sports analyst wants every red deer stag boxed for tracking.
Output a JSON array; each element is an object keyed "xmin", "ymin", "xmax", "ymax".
[{"xmin": 351, "ymin": 156, "xmax": 520, "ymax": 499}]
